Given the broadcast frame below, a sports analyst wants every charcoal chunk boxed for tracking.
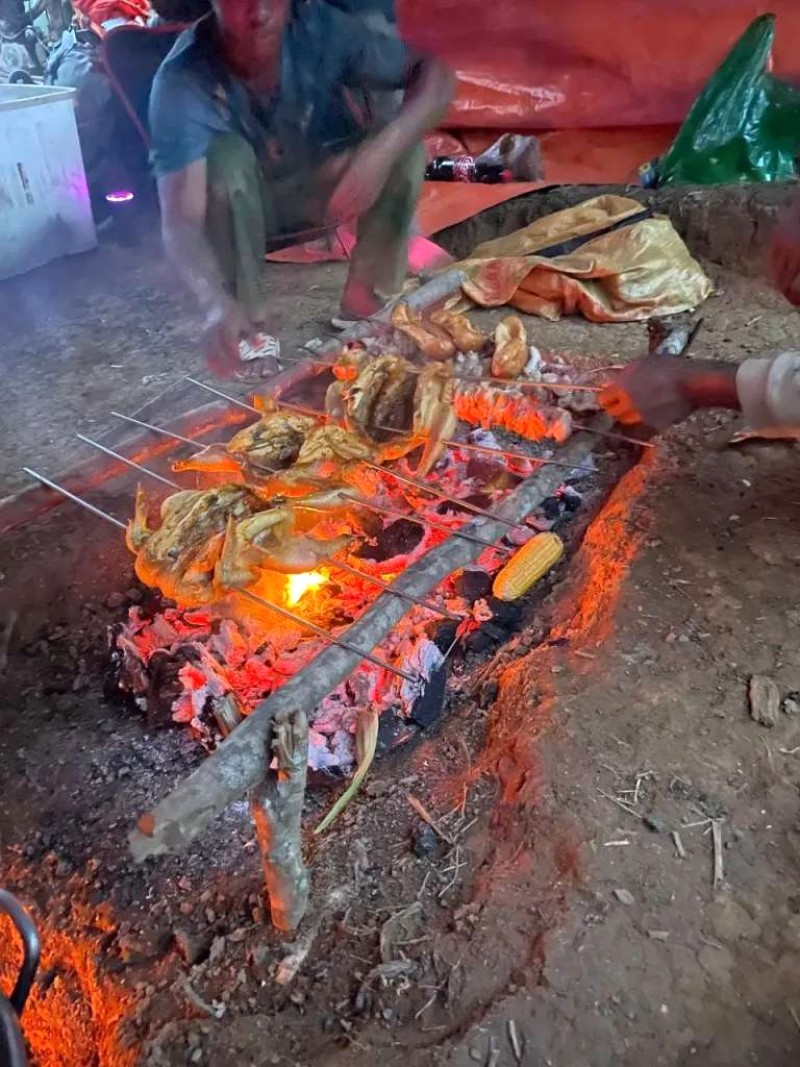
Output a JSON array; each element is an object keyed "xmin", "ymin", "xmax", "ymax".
[{"xmin": 453, "ymin": 569, "xmax": 492, "ymax": 601}]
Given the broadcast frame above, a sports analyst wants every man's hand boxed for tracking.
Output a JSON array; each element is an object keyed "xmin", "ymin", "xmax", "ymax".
[
  {"xmin": 203, "ymin": 300, "xmax": 255, "ymax": 378},
  {"xmin": 768, "ymin": 203, "xmax": 800, "ymax": 306},
  {"xmin": 326, "ymin": 140, "xmax": 391, "ymax": 226},
  {"xmin": 600, "ymin": 358, "xmax": 694, "ymax": 432},
  {"xmin": 600, "ymin": 357, "xmax": 741, "ymax": 433}
]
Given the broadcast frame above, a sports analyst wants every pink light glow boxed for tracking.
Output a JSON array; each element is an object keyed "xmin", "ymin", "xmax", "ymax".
[{"xmin": 105, "ymin": 190, "xmax": 135, "ymax": 204}]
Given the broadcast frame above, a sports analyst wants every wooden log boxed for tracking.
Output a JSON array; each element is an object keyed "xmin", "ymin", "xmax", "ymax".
[
  {"xmin": 250, "ymin": 708, "xmax": 310, "ymax": 932},
  {"xmin": 129, "ymin": 418, "xmax": 610, "ymax": 861}
]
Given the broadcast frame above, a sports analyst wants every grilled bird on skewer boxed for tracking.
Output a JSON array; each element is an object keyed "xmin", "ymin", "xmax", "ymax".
[
  {"xmin": 491, "ymin": 315, "xmax": 528, "ymax": 379},
  {"xmin": 429, "ymin": 309, "xmax": 489, "ymax": 353},
  {"xmin": 126, "ymin": 484, "xmax": 264, "ymax": 606},
  {"xmin": 172, "ymin": 407, "xmax": 317, "ymax": 477},
  {"xmin": 381, "ymin": 363, "xmax": 458, "ymax": 475},
  {"xmin": 390, "ymin": 303, "xmax": 456, "ymax": 360}
]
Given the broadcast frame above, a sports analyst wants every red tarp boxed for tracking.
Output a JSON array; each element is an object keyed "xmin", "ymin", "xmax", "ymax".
[{"xmin": 271, "ymin": 1, "xmax": 800, "ymax": 260}]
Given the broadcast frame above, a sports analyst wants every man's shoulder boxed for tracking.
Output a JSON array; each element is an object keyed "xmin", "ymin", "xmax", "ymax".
[{"xmin": 153, "ymin": 15, "xmax": 218, "ymax": 94}]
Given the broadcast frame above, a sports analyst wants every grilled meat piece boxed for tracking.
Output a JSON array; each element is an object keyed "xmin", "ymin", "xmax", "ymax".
[
  {"xmin": 491, "ymin": 315, "xmax": 528, "ymax": 379},
  {"xmin": 172, "ymin": 410, "xmax": 317, "ymax": 476},
  {"xmin": 391, "ymin": 303, "xmax": 456, "ymax": 360},
  {"xmin": 126, "ymin": 484, "xmax": 264, "ymax": 605},
  {"xmin": 429, "ymin": 309, "xmax": 488, "ymax": 353}
]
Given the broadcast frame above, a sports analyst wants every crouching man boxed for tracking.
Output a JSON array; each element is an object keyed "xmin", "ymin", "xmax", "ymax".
[{"xmin": 149, "ymin": 0, "xmax": 454, "ymax": 374}]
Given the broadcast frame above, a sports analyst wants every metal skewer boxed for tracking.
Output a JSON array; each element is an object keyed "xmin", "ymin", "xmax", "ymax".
[
  {"xmin": 76, "ymin": 433, "xmax": 180, "ymax": 488},
  {"xmin": 110, "ymin": 411, "xmax": 199, "ymax": 447},
  {"xmin": 332, "ymin": 557, "xmax": 463, "ymax": 621},
  {"xmin": 185, "ymin": 378, "xmax": 519, "ymax": 530},
  {"xmin": 74, "ymin": 435, "xmax": 418, "ymax": 684},
  {"xmin": 238, "ymin": 590, "xmax": 418, "ymax": 683},
  {"xmin": 353, "ymin": 497, "xmax": 508, "ymax": 552},
  {"xmin": 23, "ymin": 468, "xmax": 127, "ymax": 529}
]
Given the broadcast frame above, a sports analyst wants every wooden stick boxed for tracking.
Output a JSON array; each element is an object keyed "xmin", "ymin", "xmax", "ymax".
[
  {"xmin": 250, "ymin": 708, "xmax": 310, "ymax": 932},
  {"xmin": 129, "ymin": 418, "xmax": 607, "ymax": 860},
  {"xmin": 711, "ymin": 820, "xmax": 724, "ymax": 888}
]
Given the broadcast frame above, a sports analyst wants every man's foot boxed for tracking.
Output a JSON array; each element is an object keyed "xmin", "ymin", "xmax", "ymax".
[{"xmin": 339, "ymin": 277, "xmax": 384, "ymax": 321}]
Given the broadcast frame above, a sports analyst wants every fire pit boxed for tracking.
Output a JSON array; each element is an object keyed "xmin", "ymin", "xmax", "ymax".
[{"xmin": 13, "ymin": 279, "xmax": 649, "ymax": 932}]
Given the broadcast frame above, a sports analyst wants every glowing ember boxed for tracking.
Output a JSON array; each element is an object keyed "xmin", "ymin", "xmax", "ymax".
[{"xmin": 285, "ymin": 569, "xmax": 327, "ymax": 606}]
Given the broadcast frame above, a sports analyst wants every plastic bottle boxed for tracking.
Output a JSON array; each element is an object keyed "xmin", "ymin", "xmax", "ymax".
[{"xmin": 425, "ymin": 156, "xmax": 512, "ymax": 183}]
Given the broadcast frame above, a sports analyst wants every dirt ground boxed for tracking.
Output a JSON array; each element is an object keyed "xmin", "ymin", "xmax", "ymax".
[{"xmin": 1, "ymin": 192, "xmax": 799, "ymax": 1067}]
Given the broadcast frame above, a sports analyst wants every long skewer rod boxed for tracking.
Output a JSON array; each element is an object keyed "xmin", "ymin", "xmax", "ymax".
[
  {"xmin": 238, "ymin": 590, "xmax": 418, "ymax": 683},
  {"xmin": 185, "ymin": 378, "xmax": 520, "ymax": 528},
  {"xmin": 110, "ymin": 411, "xmax": 199, "ymax": 447},
  {"xmin": 73, "ymin": 435, "xmax": 417, "ymax": 684},
  {"xmin": 23, "ymin": 468, "xmax": 127, "ymax": 529},
  {"xmin": 353, "ymin": 497, "xmax": 508, "ymax": 552},
  {"xmin": 76, "ymin": 433, "xmax": 180, "ymax": 488}
]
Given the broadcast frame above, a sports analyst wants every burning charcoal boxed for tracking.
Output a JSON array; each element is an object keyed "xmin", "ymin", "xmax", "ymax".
[
  {"xmin": 541, "ymin": 496, "xmax": 563, "ymax": 520},
  {"xmin": 146, "ymin": 649, "xmax": 196, "ymax": 730},
  {"xmin": 376, "ymin": 708, "xmax": 419, "ymax": 755},
  {"xmin": 408, "ymin": 662, "xmax": 447, "ymax": 730},
  {"xmin": 453, "ymin": 569, "xmax": 492, "ymax": 602},
  {"xmin": 560, "ymin": 485, "xmax": 583, "ymax": 512},
  {"xmin": 357, "ymin": 519, "xmax": 422, "ymax": 563},
  {"xmin": 437, "ymin": 492, "xmax": 494, "ymax": 516},
  {"xmin": 484, "ymin": 596, "xmax": 523, "ymax": 631},
  {"xmin": 464, "ymin": 623, "xmax": 506, "ymax": 654},
  {"xmin": 426, "ymin": 619, "xmax": 458, "ymax": 655}
]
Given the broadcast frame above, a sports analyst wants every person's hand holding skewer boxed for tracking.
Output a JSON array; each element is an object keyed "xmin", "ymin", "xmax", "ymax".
[{"xmin": 600, "ymin": 358, "xmax": 740, "ymax": 433}]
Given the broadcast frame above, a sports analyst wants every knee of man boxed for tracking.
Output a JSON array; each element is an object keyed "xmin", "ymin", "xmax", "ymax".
[{"xmin": 206, "ymin": 135, "xmax": 259, "ymax": 200}]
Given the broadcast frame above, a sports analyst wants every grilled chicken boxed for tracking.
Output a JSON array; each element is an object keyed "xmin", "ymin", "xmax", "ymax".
[
  {"xmin": 126, "ymin": 484, "xmax": 264, "ymax": 606},
  {"xmin": 380, "ymin": 362, "xmax": 458, "ymax": 475},
  {"xmin": 491, "ymin": 315, "xmax": 528, "ymax": 379},
  {"xmin": 429, "ymin": 309, "xmax": 488, "ymax": 353},
  {"xmin": 391, "ymin": 303, "xmax": 456, "ymax": 360},
  {"xmin": 343, "ymin": 355, "xmax": 418, "ymax": 441},
  {"xmin": 172, "ymin": 410, "xmax": 317, "ymax": 477}
]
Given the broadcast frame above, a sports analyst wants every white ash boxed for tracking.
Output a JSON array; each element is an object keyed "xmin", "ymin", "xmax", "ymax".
[
  {"xmin": 524, "ymin": 345, "xmax": 542, "ymax": 379},
  {"xmin": 399, "ymin": 637, "xmax": 445, "ymax": 707}
]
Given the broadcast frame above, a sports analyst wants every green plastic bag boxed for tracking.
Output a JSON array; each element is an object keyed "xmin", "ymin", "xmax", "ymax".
[{"xmin": 654, "ymin": 15, "xmax": 800, "ymax": 186}]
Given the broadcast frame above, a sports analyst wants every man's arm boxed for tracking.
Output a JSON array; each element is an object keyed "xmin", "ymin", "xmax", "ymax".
[{"xmin": 158, "ymin": 162, "xmax": 253, "ymax": 375}]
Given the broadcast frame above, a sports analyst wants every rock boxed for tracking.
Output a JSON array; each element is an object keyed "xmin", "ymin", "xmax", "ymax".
[
  {"xmin": 478, "ymin": 679, "xmax": 499, "ymax": 709},
  {"xmin": 412, "ymin": 823, "xmax": 440, "ymax": 859},
  {"xmin": 208, "ymin": 936, "xmax": 226, "ymax": 964},
  {"xmin": 613, "ymin": 888, "xmax": 635, "ymax": 906},
  {"xmin": 173, "ymin": 928, "xmax": 212, "ymax": 966},
  {"xmin": 648, "ymin": 930, "xmax": 670, "ymax": 941},
  {"xmin": 748, "ymin": 675, "xmax": 781, "ymax": 728},
  {"xmin": 106, "ymin": 591, "xmax": 128, "ymax": 610},
  {"xmin": 643, "ymin": 815, "xmax": 669, "ymax": 834},
  {"xmin": 783, "ymin": 692, "xmax": 800, "ymax": 717}
]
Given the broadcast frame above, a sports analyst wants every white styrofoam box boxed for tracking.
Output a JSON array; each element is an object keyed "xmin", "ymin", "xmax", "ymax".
[{"xmin": 0, "ymin": 84, "xmax": 97, "ymax": 281}]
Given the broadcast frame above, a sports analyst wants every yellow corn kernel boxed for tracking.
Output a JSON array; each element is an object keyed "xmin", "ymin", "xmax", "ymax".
[{"xmin": 492, "ymin": 532, "xmax": 564, "ymax": 601}]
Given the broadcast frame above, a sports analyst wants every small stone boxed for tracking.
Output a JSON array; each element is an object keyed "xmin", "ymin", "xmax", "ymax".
[
  {"xmin": 648, "ymin": 930, "xmax": 670, "ymax": 941},
  {"xmin": 125, "ymin": 587, "xmax": 143, "ymax": 603},
  {"xmin": 469, "ymin": 1049, "xmax": 484, "ymax": 1063},
  {"xmin": 228, "ymin": 927, "xmax": 247, "ymax": 943},
  {"xmin": 208, "ymin": 936, "xmax": 226, "ymax": 964},
  {"xmin": 783, "ymin": 693, "xmax": 800, "ymax": 717},
  {"xmin": 643, "ymin": 815, "xmax": 669, "ymax": 834},
  {"xmin": 413, "ymin": 823, "xmax": 440, "ymax": 859},
  {"xmin": 173, "ymin": 928, "xmax": 211, "ymax": 966},
  {"xmin": 105, "ymin": 591, "xmax": 127, "ymax": 610},
  {"xmin": 613, "ymin": 888, "xmax": 635, "ymax": 906},
  {"xmin": 748, "ymin": 675, "xmax": 780, "ymax": 728}
]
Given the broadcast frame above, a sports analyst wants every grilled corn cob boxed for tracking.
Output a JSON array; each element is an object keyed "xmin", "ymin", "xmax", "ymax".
[{"xmin": 492, "ymin": 532, "xmax": 564, "ymax": 601}]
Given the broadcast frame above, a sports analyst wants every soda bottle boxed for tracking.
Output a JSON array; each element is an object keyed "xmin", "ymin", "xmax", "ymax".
[{"xmin": 425, "ymin": 156, "xmax": 513, "ymax": 183}]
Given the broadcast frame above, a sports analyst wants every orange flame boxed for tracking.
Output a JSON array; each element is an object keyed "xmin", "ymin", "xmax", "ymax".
[{"xmin": 285, "ymin": 569, "xmax": 327, "ymax": 607}]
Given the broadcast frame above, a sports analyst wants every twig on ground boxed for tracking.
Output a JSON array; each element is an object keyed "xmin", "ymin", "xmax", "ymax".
[
  {"xmin": 486, "ymin": 1036, "xmax": 501, "ymax": 1067},
  {"xmin": 177, "ymin": 974, "xmax": 225, "ymax": 1019},
  {"xmin": 507, "ymin": 1019, "xmax": 523, "ymax": 1063},
  {"xmin": 438, "ymin": 843, "xmax": 466, "ymax": 899},
  {"xmin": 598, "ymin": 790, "xmax": 641, "ymax": 819},
  {"xmin": 779, "ymin": 747, "xmax": 800, "ymax": 756},
  {"xmin": 672, "ymin": 831, "xmax": 686, "ymax": 859},
  {"xmin": 711, "ymin": 820, "xmax": 724, "ymax": 887},
  {"xmin": 0, "ymin": 610, "xmax": 17, "ymax": 675},
  {"xmin": 406, "ymin": 794, "xmax": 453, "ymax": 845},
  {"xmin": 604, "ymin": 839, "xmax": 630, "ymax": 847},
  {"xmin": 789, "ymin": 1005, "xmax": 800, "ymax": 1034}
]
